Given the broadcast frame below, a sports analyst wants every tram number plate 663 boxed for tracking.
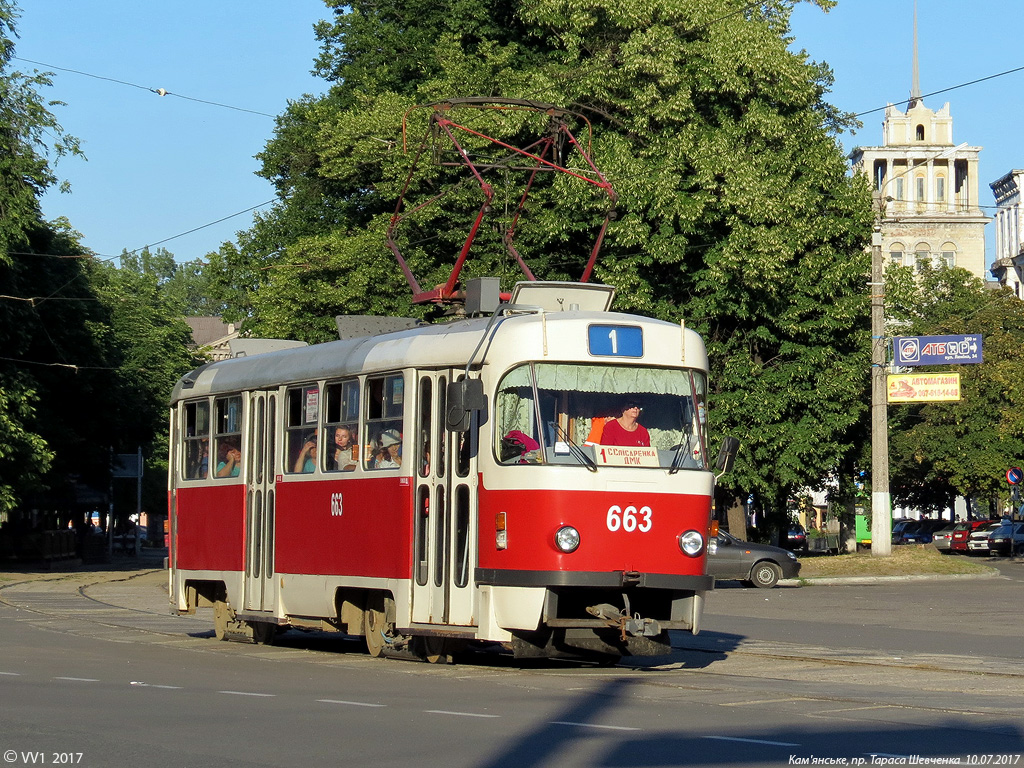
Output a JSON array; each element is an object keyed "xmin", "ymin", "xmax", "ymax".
[{"xmin": 606, "ymin": 504, "xmax": 652, "ymax": 532}]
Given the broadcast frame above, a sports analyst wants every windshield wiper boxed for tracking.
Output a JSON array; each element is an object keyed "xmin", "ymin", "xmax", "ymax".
[
  {"xmin": 548, "ymin": 421, "xmax": 598, "ymax": 473},
  {"xmin": 668, "ymin": 435, "xmax": 692, "ymax": 475}
]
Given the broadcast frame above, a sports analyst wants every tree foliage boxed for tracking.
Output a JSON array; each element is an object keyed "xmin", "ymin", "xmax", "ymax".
[
  {"xmin": 886, "ymin": 266, "xmax": 1024, "ymax": 514},
  {"xmin": 221, "ymin": 0, "xmax": 872, "ymax": 528},
  {"xmin": 0, "ymin": 4, "xmax": 199, "ymax": 519}
]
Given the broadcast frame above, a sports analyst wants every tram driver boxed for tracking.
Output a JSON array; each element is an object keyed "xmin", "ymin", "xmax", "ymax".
[{"xmin": 599, "ymin": 399, "xmax": 651, "ymax": 447}]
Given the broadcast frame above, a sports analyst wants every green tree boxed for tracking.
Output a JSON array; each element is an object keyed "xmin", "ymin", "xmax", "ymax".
[
  {"xmin": 0, "ymin": 4, "xmax": 198, "ymax": 523},
  {"xmin": 0, "ymin": 1, "xmax": 89, "ymax": 513},
  {"xmin": 231, "ymin": 0, "xmax": 872, "ymax": 530},
  {"xmin": 886, "ymin": 266, "xmax": 1024, "ymax": 515}
]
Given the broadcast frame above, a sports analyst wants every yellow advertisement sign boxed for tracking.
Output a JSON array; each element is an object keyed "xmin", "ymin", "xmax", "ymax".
[{"xmin": 887, "ymin": 373, "xmax": 961, "ymax": 403}]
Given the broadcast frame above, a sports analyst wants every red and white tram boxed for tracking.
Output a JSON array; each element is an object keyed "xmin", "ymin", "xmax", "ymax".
[{"xmin": 168, "ymin": 281, "xmax": 730, "ymax": 661}]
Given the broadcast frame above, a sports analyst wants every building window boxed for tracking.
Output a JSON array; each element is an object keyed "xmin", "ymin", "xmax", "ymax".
[
  {"xmin": 916, "ymin": 175, "xmax": 925, "ymax": 202},
  {"xmin": 936, "ymin": 175, "xmax": 946, "ymax": 202},
  {"xmin": 916, "ymin": 124, "xmax": 925, "ymax": 141},
  {"xmin": 890, "ymin": 249, "xmax": 904, "ymax": 266},
  {"xmin": 940, "ymin": 243, "xmax": 956, "ymax": 269},
  {"xmin": 895, "ymin": 177, "xmax": 905, "ymax": 201},
  {"xmin": 915, "ymin": 250, "xmax": 930, "ymax": 273}
]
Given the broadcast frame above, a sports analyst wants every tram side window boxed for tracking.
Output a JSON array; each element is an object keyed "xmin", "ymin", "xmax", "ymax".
[
  {"xmin": 323, "ymin": 379, "xmax": 359, "ymax": 472},
  {"xmin": 365, "ymin": 374, "xmax": 404, "ymax": 470},
  {"xmin": 286, "ymin": 385, "xmax": 320, "ymax": 474},
  {"xmin": 183, "ymin": 400, "xmax": 210, "ymax": 480},
  {"xmin": 214, "ymin": 396, "xmax": 243, "ymax": 478}
]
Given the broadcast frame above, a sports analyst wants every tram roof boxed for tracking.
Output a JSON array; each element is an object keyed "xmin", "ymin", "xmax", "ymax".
[{"xmin": 170, "ymin": 310, "xmax": 707, "ymax": 404}]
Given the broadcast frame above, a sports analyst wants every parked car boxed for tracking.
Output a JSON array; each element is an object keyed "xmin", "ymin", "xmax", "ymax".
[
  {"xmin": 900, "ymin": 519, "xmax": 950, "ymax": 544},
  {"xmin": 949, "ymin": 520, "xmax": 994, "ymax": 555},
  {"xmin": 966, "ymin": 521, "xmax": 1003, "ymax": 556},
  {"xmin": 987, "ymin": 521, "xmax": 1024, "ymax": 557},
  {"xmin": 783, "ymin": 523, "xmax": 807, "ymax": 553},
  {"xmin": 930, "ymin": 523, "xmax": 957, "ymax": 554},
  {"xmin": 890, "ymin": 519, "xmax": 920, "ymax": 544},
  {"xmin": 706, "ymin": 531, "xmax": 801, "ymax": 589}
]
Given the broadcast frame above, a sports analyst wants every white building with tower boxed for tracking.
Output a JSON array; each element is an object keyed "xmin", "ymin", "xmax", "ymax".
[{"xmin": 848, "ymin": 9, "xmax": 990, "ymax": 283}]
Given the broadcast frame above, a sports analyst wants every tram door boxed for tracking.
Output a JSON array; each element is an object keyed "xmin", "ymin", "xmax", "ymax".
[
  {"xmin": 243, "ymin": 391, "xmax": 278, "ymax": 613},
  {"xmin": 412, "ymin": 371, "xmax": 478, "ymax": 627}
]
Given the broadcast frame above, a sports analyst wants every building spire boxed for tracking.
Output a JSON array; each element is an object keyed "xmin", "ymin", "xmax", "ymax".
[{"xmin": 909, "ymin": 0, "xmax": 921, "ymax": 108}]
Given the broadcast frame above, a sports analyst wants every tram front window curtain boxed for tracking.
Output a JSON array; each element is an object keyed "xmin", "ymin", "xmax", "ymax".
[{"xmin": 499, "ymin": 363, "xmax": 698, "ymax": 397}]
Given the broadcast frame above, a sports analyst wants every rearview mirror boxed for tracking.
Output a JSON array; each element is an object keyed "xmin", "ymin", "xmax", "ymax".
[
  {"xmin": 715, "ymin": 436, "xmax": 740, "ymax": 474},
  {"xmin": 446, "ymin": 379, "xmax": 486, "ymax": 432}
]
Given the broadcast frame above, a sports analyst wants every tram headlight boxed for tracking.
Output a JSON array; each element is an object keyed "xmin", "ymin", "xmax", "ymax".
[
  {"xmin": 678, "ymin": 530, "xmax": 704, "ymax": 557},
  {"xmin": 554, "ymin": 526, "xmax": 580, "ymax": 553}
]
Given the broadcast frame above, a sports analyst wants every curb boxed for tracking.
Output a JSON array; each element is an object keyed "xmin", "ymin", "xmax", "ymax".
[{"xmin": 786, "ymin": 568, "xmax": 1001, "ymax": 586}]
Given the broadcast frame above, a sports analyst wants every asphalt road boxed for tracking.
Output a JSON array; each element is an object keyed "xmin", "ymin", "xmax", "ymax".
[{"xmin": 0, "ymin": 557, "xmax": 1021, "ymax": 767}]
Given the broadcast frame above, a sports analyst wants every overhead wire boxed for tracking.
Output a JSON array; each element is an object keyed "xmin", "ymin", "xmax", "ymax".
[{"xmin": 11, "ymin": 56, "xmax": 277, "ymax": 118}]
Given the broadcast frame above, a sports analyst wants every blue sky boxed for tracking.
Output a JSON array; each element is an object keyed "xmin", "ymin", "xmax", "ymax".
[{"xmin": 14, "ymin": 1, "xmax": 1021, "ymax": 266}]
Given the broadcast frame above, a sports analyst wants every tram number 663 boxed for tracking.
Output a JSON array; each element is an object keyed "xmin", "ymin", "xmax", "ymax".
[{"xmin": 606, "ymin": 504, "xmax": 652, "ymax": 533}]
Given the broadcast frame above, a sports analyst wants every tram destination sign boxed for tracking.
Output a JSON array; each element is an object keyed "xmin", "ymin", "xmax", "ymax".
[{"xmin": 893, "ymin": 335, "xmax": 982, "ymax": 366}]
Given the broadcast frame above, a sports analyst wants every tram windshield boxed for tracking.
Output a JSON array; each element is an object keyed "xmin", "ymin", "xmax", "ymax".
[{"xmin": 495, "ymin": 362, "xmax": 709, "ymax": 470}]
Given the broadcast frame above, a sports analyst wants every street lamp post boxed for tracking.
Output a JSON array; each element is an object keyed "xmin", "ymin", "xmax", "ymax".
[
  {"xmin": 870, "ymin": 226, "xmax": 892, "ymax": 556},
  {"xmin": 867, "ymin": 142, "xmax": 965, "ymax": 556}
]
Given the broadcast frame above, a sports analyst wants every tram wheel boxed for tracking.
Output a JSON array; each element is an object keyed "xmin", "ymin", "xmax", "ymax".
[{"xmin": 363, "ymin": 594, "xmax": 387, "ymax": 657}]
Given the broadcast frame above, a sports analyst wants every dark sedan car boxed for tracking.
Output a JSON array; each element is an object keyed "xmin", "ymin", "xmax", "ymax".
[
  {"xmin": 783, "ymin": 523, "xmax": 807, "ymax": 553},
  {"xmin": 706, "ymin": 531, "xmax": 801, "ymax": 589}
]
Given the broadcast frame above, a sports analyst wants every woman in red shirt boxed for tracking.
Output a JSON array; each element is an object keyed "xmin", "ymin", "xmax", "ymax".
[{"xmin": 600, "ymin": 401, "xmax": 651, "ymax": 447}]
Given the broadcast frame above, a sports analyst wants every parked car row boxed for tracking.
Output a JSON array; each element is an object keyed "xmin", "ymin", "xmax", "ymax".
[
  {"xmin": 966, "ymin": 520, "xmax": 1024, "ymax": 557},
  {"xmin": 891, "ymin": 518, "xmax": 950, "ymax": 545}
]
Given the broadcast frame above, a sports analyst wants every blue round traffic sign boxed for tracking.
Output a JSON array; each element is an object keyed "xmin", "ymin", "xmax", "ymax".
[{"xmin": 1008, "ymin": 467, "xmax": 1023, "ymax": 485}]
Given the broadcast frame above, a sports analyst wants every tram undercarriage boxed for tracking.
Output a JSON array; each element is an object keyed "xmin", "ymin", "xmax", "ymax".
[{"xmin": 179, "ymin": 578, "xmax": 704, "ymax": 664}]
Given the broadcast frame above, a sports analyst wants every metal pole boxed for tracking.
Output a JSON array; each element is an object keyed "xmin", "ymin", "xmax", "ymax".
[{"xmin": 870, "ymin": 226, "xmax": 892, "ymax": 556}]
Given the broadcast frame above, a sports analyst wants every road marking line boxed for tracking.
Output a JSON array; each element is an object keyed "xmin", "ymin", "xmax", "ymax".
[
  {"xmin": 54, "ymin": 677, "xmax": 99, "ymax": 682},
  {"xmin": 550, "ymin": 721, "xmax": 641, "ymax": 731},
  {"xmin": 130, "ymin": 682, "xmax": 183, "ymax": 689},
  {"xmin": 705, "ymin": 736, "xmax": 801, "ymax": 747},
  {"xmin": 0, "ymin": 672, "xmax": 21, "ymax": 676},
  {"xmin": 318, "ymin": 699, "xmax": 386, "ymax": 708},
  {"xmin": 426, "ymin": 710, "xmax": 500, "ymax": 718},
  {"xmin": 721, "ymin": 697, "xmax": 815, "ymax": 706},
  {"xmin": 218, "ymin": 691, "xmax": 275, "ymax": 697}
]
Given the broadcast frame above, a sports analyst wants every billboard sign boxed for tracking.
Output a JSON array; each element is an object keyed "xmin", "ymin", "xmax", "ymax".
[
  {"xmin": 893, "ymin": 335, "xmax": 982, "ymax": 366},
  {"xmin": 887, "ymin": 373, "xmax": 961, "ymax": 403}
]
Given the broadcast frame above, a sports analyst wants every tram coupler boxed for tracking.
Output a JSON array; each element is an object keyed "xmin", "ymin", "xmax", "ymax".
[{"xmin": 586, "ymin": 602, "xmax": 662, "ymax": 641}]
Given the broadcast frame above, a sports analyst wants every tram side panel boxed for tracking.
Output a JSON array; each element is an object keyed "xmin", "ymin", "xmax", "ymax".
[
  {"xmin": 170, "ymin": 483, "xmax": 247, "ymax": 613},
  {"xmin": 272, "ymin": 477, "xmax": 414, "ymax": 619}
]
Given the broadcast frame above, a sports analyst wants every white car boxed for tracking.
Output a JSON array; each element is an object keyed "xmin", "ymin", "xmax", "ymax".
[{"xmin": 966, "ymin": 521, "xmax": 1003, "ymax": 556}]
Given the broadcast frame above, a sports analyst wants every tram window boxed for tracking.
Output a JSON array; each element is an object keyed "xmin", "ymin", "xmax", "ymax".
[
  {"xmin": 454, "ymin": 485, "xmax": 470, "ymax": 588},
  {"xmin": 365, "ymin": 374, "xmax": 404, "ymax": 471},
  {"xmin": 417, "ymin": 377, "xmax": 432, "ymax": 478},
  {"xmin": 494, "ymin": 363, "xmax": 710, "ymax": 470},
  {"xmin": 436, "ymin": 377, "xmax": 446, "ymax": 478},
  {"xmin": 183, "ymin": 400, "xmax": 210, "ymax": 480},
  {"xmin": 214, "ymin": 396, "xmax": 243, "ymax": 478},
  {"xmin": 323, "ymin": 379, "xmax": 359, "ymax": 472},
  {"xmin": 286, "ymin": 385, "xmax": 320, "ymax": 474}
]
